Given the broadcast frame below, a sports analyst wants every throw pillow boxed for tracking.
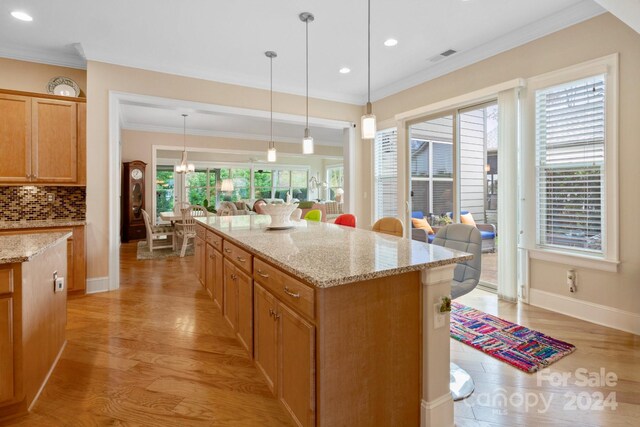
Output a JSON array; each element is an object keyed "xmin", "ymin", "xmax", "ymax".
[
  {"xmin": 411, "ymin": 217, "xmax": 434, "ymax": 234},
  {"xmin": 460, "ymin": 213, "xmax": 477, "ymax": 227}
]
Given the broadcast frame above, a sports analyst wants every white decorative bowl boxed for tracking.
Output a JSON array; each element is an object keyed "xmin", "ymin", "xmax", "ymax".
[{"xmin": 260, "ymin": 203, "xmax": 299, "ymax": 229}]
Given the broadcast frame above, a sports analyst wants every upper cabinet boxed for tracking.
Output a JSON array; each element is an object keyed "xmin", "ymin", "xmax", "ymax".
[{"xmin": 0, "ymin": 90, "xmax": 86, "ymax": 185}]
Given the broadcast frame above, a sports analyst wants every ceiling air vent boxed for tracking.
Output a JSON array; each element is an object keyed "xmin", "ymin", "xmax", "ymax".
[{"xmin": 429, "ymin": 48, "xmax": 457, "ymax": 62}]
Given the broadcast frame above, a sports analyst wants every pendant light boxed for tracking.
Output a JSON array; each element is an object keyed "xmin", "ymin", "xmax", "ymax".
[
  {"xmin": 361, "ymin": 0, "xmax": 377, "ymax": 140},
  {"xmin": 265, "ymin": 51, "xmax": 277, "ymax": 162},
  {"xmin": 174, "ymin": 114, "xmax": 195, "ymax": 174},
  {"xmin": 300, "ymin": 12, "xmax": 314, "ymax": 154}
]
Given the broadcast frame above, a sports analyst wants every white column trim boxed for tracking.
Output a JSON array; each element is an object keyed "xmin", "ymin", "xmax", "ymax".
[{"xmin": 497, "ymin": 88, "xmax": 520, "ymax": 302}]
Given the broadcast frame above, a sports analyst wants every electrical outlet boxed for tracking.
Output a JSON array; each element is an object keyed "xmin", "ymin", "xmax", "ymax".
[
  {"xmin": 46, "ymin": 193, "xmax": 55, "ymax": 202},
  {"xmin": 54, "ymin": 277, "xmax": 64, "ymax": 293}
]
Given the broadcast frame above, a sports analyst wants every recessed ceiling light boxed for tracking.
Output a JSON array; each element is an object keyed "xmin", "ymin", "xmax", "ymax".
[
  {"xmin": 339, "ymin": 67, "xmax": 351, "ymax": 74},
  {"xmin": 384, "ymin": 38, "xmax": 398, "ymax": 47},
  {"xmin": 11, "ymin": 11, "xmax": 33, "ymax": 21}
]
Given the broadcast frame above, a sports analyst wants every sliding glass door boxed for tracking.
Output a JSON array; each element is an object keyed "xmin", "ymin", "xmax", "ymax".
[{"xmin": 409, "ymin": 102, "xmax": 499, "ymax": 290}]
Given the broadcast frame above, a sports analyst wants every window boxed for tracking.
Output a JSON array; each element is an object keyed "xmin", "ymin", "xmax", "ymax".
[
  {"xmin": 254, "ymin": 170, "xmax": 272, "ymax": 199},
  {"xmin": 326, "ymin": 166, "xmax": 344, "ymax": 201},
  {"xmin": 156, "ymin": 167, "xmax": 175, "ymax": 219},
  {"xmin": 291, "ymin": 170, "xmax": 308, "ymax": 200},
  {"xmin": 374, "ymin": 128, "xmax": 398, "ymax": 220},
  {"xmin": 535, "ymin": 75, "xmax": 605, "ymax": 254},
  {"xmin": 186, "ymin": 169, "xmax": 212, "ymax": 206},
  {"xmin": 409, "ymin": 115, "xmax": 454, "ymax": 217}
]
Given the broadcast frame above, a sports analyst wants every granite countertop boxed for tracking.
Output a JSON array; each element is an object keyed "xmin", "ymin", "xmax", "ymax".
[
  {"xmin": 0, "ymin": 219, "xmax": 87, "ymax": 230},
  {"xmin": 0, "ymin": 231, "xmax": 72, "ymax": 264},
  {"xmin": 196, "ymin": 215, "xmax": 472, "ymax": 288}
]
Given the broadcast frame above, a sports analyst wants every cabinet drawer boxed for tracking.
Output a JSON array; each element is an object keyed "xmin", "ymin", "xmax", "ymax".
[
  {"xmin": 206, "ymin": 230, "xmax": 223, "ymax": 252},
  {"xmin": 253, "ymin": 258, "xmax": 314, "ymax": 321},
  {"xmin": 195, "ymin": 224, "xmax": 206, "ymax": 240},
  {"xmin": 223, "ymin": 241, "xmax": 252, "ymax": 274}
]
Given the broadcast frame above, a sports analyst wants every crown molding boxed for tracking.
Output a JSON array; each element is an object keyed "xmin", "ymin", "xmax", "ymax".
[
  {"xmin": 371, "ymin": 1, "xmax": 606, "ymax": 102},
  {"xmin": 84, "ymin": 52, "xmax": 364, "ymax": 106},
  {"xmin": 0, "ymin": 44, "xmax": 86, "ymax": 69}
]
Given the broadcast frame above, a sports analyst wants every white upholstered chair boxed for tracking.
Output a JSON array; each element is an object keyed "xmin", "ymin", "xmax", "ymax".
[{"xmin": 141, "ymin": 209, "xmax": 174, "ymax": 252}]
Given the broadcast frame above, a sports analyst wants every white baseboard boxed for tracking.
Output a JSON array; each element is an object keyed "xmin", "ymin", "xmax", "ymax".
[
  {"xmin": 529, "ymin": 288, "xmax": 640, "ymax": 336},
  {"xmin": 421, "ymin": 392, "xmax": 454, "ymax": 427},
  {"xmin": 86, "ymin": 276, "xmax": 110, "ymax": 294}
]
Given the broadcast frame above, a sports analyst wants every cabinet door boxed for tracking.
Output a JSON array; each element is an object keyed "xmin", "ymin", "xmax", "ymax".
[
  {"xmin": 254, "ymin": 284, "xmax": 278, "ymax": 394},
  {"xmin": 32, "ymin": 98, "xmax": 77, "ymax": 182},
  {"xmin": 205, "ymin": 244, "xmax": 214, "ymax": 299},
  {"xmin": 0, "ymin": 94, "xmax": 31, "ymax": 182},
  {"xmin": 194, "ymin": 237, "xmax": 205, "ymax": 285},
  {"xmin": 199, "ymin": 238, "xmax": 206, "ymax": 286},
  {"xmin": 236, "ymin": 268, "xmax": 253, "ymax": 356},
  {"xmin": 223, "ymin": 259, "xmax": 238, "ymax": 331},
  {"xmin": 66, "ymin": 237, "xmax": 75, "ymax": 291},
  {"xmin": 0, "ymin": 297, "xmax": 14, "ymax": 404},
  {"xmin": 279, "ymin": 303, "xmax": 315, "ymax": 427},
  {"xmin": 213, "ymin": 249, "xmax": 224, "ymax": 310}
]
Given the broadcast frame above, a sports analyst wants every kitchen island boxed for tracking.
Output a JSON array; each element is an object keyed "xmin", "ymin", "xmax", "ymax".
[
  {"xmin": 194, "ymin": 215, "xmax": 471, "ymax": 427},
  {"xmin": 0, "ymin": 232, "xmax": 70, "ymax": 422}
]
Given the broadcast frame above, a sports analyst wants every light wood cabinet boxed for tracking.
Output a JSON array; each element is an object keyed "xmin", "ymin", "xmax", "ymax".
[
  {"xmin": 223, "ymin": 258, "xmax": 253, "ymax": 355},
  {"xmin": 205, "ymin": 243, "xmax": 214, "ymax": 299},
  {"xmin": 253, "ymin": 282, "xmax": 315, "ymax": 427},
  {"xmin": 0, "ymin": 295, "xmax": 15, "ymax": 405},
  {"xmin": 236, "ymin": 267, "xmax": 253, "ymax": 355},
  {"xmin": 213, "ymin": 249, "xmax": 224, "ymax": 310},
  {"xmin": 31, "ymin": 98, "xmax": 77, "ymax": 183},
  {"xmin": 0, "ymin": 226, "xmax": 86, "ymax": 295},
  {"xmin": 194, "ymin": 236, "xmax": 205, "ymax": 286},
  {"xmin": 0, "ymin": 90, "xmax": 85, "ymax": 185},
  {"xmin": 223, "ymin": 258, "xmax": 238, "ymax": 331},
  {"xmin": 254, "ymin": 284, "xmax": 278, "ymax": 393},
  {"xmin": 0, "ymin": 94, "xmax": 31, "ymax": 182}
]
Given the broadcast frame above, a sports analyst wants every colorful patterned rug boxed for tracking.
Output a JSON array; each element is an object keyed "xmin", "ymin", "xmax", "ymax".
[{"xmin": 450, "ymin": 302, "xmax": 576, "ymax": 373}]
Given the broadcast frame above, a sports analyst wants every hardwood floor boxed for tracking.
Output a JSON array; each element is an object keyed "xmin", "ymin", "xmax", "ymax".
[
  {"xmin": 453, "ymin": 290, "xmax": 640, "ymax": 427},
  {"xmin": 3, "ymin": 243, "xmax": 639, "ymax": 426},
  {"xmin": 4, "ymin": 242, "xmax": 294, "ymax": 426}
]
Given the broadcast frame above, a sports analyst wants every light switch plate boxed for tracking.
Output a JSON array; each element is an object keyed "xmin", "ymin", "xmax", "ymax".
[{"xmin": 54, "ymin": 277, "xmax": 64, "ymax": 293}]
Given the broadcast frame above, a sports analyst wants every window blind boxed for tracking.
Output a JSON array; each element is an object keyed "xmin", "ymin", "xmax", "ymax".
[
  {"xmin": 535, "ymin": 75, "xmax": 605, "ymax": 253},
  {"xmin": 374, "ymin": 129, "xmax": 398, "ymax": 220}
]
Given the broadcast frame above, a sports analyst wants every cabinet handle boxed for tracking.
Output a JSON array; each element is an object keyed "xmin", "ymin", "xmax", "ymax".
[
  {"xmin": 213, "ymin": 241, "xmax": 219, "ymax": 246},
  {"xmin": 268, "ymin": 308, "xmax": 275, "ymax": 317},
  {"xmin": 256, "ymin": 269, "xmax": 269, "ymax": 278},
  {"xmin": 224, "ymin": 248, "xmax": 232, "ymax": 254},
  {"xmin": 236, "ymin": 256, "xmax": 246, "ymax": 262},
  {"xmin": 231, "ymin": 273, "xmax": 237, "ymax": 280},
  {"xmin": 273, "ymin": 312, "xmax": 281, "ymax": 320},
  {"xmin": 283, "ymin": 287, "xmax": 300, "ymax": 299}
]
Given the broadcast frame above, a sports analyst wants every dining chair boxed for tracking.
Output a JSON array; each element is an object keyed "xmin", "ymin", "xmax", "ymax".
[
  {"xmin": 190, "ymin": 205, "xmax": 209, "ymax": 218},
  {"xmin": 372, "ymin": 217, "xmax": 404, "ymax": 237},
  {"xmin": 173, "ymin": 201, "xmax": 190, "ymax": 214},
  {"xmin": 432, "ymin": 223, "xmax": 482, "ymax": 401},
  {"xmin": 174, "ymin": 206, "xmax": 198, "ymax": 257},
  {"xmin": 141, "ymin": 209, "xmax": 175, "ymax": 252},
  {"xmin": 304, "ymin": 209, "xmax": 322, "ymax": 222},
  {"xmin": 334, "ymin": 213, "xmax": 357, "ymax": 228}
]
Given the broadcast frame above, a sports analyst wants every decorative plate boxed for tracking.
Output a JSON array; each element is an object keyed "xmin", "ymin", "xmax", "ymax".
[
  {"xmin": 266, "ymin": 225, "xmax": 295, "ymax": 230},
  {"xmin": 46, "ymin": 76, "xmax": 80, "ymax": 97}
]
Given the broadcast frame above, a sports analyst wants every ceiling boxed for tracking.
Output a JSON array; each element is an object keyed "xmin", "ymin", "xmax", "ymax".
[
  {"xmin": 120, "ymin": 101, "xmax": 346, "ymax": 146},
  {"xmin": 0, "ymin": 0, "xmax": 604, "ymax": 104}
]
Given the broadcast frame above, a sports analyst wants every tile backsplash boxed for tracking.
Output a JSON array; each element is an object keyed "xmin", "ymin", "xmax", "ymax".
[{"xmin": 0, "ymin": 186, "xmax": 86, "ymax": 221}]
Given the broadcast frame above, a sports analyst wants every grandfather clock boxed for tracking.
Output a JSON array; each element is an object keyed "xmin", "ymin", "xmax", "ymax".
[{"xmin": 121, "ymin": 161, "xmax": 147, "ymax": 242}]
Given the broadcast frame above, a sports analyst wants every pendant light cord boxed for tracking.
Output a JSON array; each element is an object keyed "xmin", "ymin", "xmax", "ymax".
[
  {"xmin": 367, "ymin": 0, "xmax": 371, "ymax": 105},
  {"xmin": 183, "ymin": 114, "xmax": 186, "ymax": 151},
  {"xmin": 305, "ymin": 18, "xmax": 309, "ymax": 131},
  {"xmin": 270, "ymin": 55, "xmax": 273, "ymax": 148}
]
